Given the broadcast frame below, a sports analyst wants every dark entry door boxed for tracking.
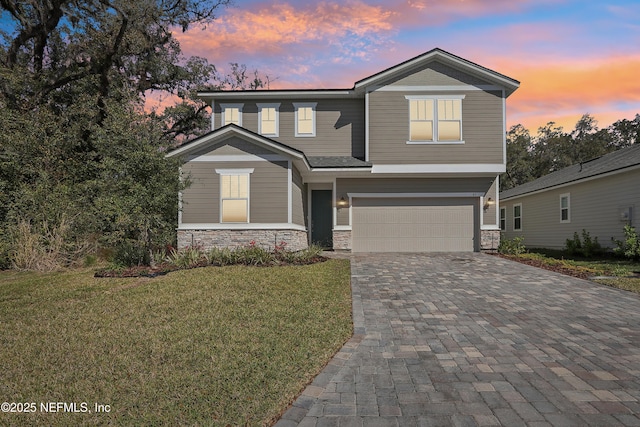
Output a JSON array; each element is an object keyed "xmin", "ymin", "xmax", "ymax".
[{"xmin": 311, "ymin": 190, "xmax": 333, "ymax": 248}]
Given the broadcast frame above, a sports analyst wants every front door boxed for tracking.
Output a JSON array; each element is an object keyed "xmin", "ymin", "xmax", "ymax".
[{"xmin": 311, "ymin": 190, "xmax": 333, "ymax": 248}]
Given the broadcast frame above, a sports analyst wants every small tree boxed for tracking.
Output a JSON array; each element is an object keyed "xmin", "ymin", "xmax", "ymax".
[{"xmin": 612, "ymin": 225, "xmax": 640, "ymax": 260}]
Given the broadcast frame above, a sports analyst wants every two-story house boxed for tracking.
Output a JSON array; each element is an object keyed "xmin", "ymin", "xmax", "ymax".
[{"xmin": 167, "ymin": 48, "xmax": 520, "ymax": 252}]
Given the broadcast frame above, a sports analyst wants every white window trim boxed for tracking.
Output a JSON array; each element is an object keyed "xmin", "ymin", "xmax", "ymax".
[
  {"xmin": 404, "ymin": 95, "xmax": 465, "ymax": 144},
  {"xmin": 293, "ymin": 102, "xmax": 317, "ymax": 137},
  {"xmin": 257, "ymin": 103, "xmax": 280, "ymax": 137},
  {"xmin": 500, "ymin": 207, "xmax": 506, "ymax": 231},
  {"xmin": 513, "ymin": 203, "xmax": 522, "ymax": 231},
  {"xmin": 560, "ymin": 193, "xmax": 571, "ymax": 223},
  {"xmin": 220, "ymin": 103, "xmax": 243, "ymax": 127},
  {"xmin": 216, "ymin": 168, "xmax": 254, "ymax": 223}
]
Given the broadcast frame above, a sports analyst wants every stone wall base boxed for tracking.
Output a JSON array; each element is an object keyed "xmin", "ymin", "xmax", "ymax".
[
  {"xmin": 480, "ymin": 229, "xmax": 500, "ymax": 251},
  {"xmin": 178, "ymin": 229, "xmax": 309, "ymax": 252},
  {"xmin": 332, "ymin": 229, "xmax": 352, "ymax": 251}
]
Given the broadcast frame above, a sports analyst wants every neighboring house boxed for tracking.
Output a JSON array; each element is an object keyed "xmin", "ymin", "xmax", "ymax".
[
  {"xmin": 166, "ymin": 48, "xmax": 520, "ymax": 252},
  {"xmin": 500, "ymin": 144, "xmax": 640, "ymax": 250}
]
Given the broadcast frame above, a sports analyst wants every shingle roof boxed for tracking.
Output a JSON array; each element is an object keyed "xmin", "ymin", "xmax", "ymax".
[
  {"xmin": 500, "ymin": 144, "xmax": 640, "ymax": 199},
  {"xmin": 307, "ymin": 156, "xmax": 372, "ymax": 168}
]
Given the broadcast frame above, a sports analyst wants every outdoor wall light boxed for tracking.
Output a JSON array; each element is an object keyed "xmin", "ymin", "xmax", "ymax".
[
  {"xmin": 337, "ymin": 196, "xmax": 348, "ymax": 208},
  {"xmin": 483, "ymin": 197, "xmax": 494, "ymax": 211}
]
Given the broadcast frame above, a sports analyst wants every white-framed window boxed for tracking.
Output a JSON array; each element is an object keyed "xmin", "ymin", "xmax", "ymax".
[
  {"xmin": 220, "ymin": 103, "xmax": 243, "ymax": 127},
  {"xmin": 257, "ymin": 103, "xmax": 280, "ymax": 137},
  {"xmin": 500, "ymin": 207, "xmax": 506, "ymax": 231},
  {"xmin": 560, "ymin": 193, "xmax": 570, "ymax": 223},
  {"xmin": 216, "ymin": 168, "xmax": 254, "ymax": 223},
  {"xmin": 405, "ymin": 95, "xmax": 465, "ymax": 144},
  {"xmin": 513, "ymin": 203, "xmax": 522, "ymax": 231},
  {"xmin": 293, "ymin": 102, "xmax": 317, "ymax": 137}
]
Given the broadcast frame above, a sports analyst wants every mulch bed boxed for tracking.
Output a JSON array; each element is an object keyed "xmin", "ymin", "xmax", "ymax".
[
  {"xmin": 489, "ymin": 253, "xmax": 594, "ymax": 280},
  {"xmin": 94, "ymin": 256, "xmax": 328, "ymax": 278}
]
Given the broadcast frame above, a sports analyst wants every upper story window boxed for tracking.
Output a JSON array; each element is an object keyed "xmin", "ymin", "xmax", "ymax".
[
  {"xmin": 405, "ymin": 95, "xmax": 464, "ymax": 144},
  {"xmin": 293, "ymin": 102, "xmax": 317, "ymax": 137},
  {"xmin": 500, "ymin": 207, "xmax": 506, "ymax": 231},
  {"xmin": 257, "ymin": 103, "xmax": 280, "ymax": 137},
  {"xmin": 220, "ymin": 103, "xmax": 243, "ymax": 127},
  {"xmin": 513, "ymin": 203, "xmax": 522, "ymax": 231},
  {"xmin": 560, "ymin": 193, "xmax": 570, "ymax": 223},
  {"xmin": 216, "ymin": 168, "xmax": 254, "ymax": 223}
]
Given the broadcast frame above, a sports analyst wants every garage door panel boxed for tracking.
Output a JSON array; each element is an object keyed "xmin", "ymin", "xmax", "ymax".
[{"xmin": 352, "ymin": 198, "xmax": 475, "ymax": 252}]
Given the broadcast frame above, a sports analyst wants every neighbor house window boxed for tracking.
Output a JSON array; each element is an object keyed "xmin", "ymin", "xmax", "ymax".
[
  {"xmin": 500, "ymin": 207, "xmax": 506, "ymax": 231},
  {"xmin": 220, "ymin": 103, "xmax": 243, "ymax": 127},
  {"xmin": 294, "ymin": 102, "xmax": 316, "ymax": 137},
  {"xmin": 405, "ymin": 95, "xmax": 464, "ymax": 143},
  {"xmin": 216, "ymin": 169, "xmax": 254, "ymax": 223},
  {"xmin": 513, "ymin": 203, "xmax": 522, "ymax": 231},
  {"xmin": 257, "ymin": 103, "xmax": 280, "ymax": 137},
  {"xmin": 560, "ymin": 193, "xmax": 570, "ymax": 223}
]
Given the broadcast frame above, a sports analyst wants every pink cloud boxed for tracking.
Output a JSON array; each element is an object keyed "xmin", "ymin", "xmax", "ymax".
[{"xmin": 176, "ymin": 1, "xmax": 395, "ymax": 63}]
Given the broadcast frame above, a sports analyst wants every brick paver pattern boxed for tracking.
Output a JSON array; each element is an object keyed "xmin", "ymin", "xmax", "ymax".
[{"xmin": 276, "ymin": 253, "xmax": 640, "ymax": 427}]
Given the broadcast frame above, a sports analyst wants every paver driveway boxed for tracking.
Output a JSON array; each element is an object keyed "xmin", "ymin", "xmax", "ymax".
[{"xmin": 277, "ymin": 253, "xmax": 640, "ymax": 427}]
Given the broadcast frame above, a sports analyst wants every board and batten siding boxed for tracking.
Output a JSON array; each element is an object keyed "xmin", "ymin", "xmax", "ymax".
[
  {"xmin": 368, "ymin": 89, "xmax": 503, "ymax": 165},
  {"xmin": 386, "ymin": 62, "xmax": 492, "ymax": 87},
  {"xmin": 213, "ymin": 99, "xmax": 365, "ymax": 158},
  {"xmin": 335, "ymin": 177, "xmax": 493, "ymax": 226},
  {"xmin": 292, "ymin": 166, "xmax": 306, "ymax": 226},
  {"xmin": 501, "ymin": 168, "xmax": 640, "ymax": 249},
  {"xmin": 180, "ymin": 160, "xmax": 289, "ymax": 224},
  {"xmin": 483, "ymin": 178, "xmax": 498, "ymax": 227}
]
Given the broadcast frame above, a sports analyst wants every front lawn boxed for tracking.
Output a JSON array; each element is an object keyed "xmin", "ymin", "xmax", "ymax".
[
  {"xmin": 498, "ymin": 250, "xmax": 640, "ymax": 294},
  {"xmin": 0, "ymin": 260, "xmax": 352, "ymax": 426}
]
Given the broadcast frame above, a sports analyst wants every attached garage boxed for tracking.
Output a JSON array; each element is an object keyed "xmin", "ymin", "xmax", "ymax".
[{"xmin": 351, "ymin": 197, "xmax": 478, "ymax": 252}]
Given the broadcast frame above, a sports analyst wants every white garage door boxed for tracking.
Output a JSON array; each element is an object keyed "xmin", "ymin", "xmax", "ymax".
[{"xmin": 352, "ymin": 197, "xmax": 476, "ymax": 252}]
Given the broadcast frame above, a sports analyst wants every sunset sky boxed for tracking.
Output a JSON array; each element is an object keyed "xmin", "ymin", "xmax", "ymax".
[
  {"xmin": 2, "ymin": 1, "xmax": 638, "ymax": 133},
  {"xmin": 176, "ymin": 0, "xmax": 640, "ymax": 133}
]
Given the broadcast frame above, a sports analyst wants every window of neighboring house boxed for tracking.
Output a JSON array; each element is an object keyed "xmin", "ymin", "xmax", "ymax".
[
  {"xmin": 513, "ymin": 203, "xmax": 522, "ymax": 231},
  {"xmin": 500, "ymin": 207, "xmax": 506, "ymax": 231},
  {"xmin": 257, "ymin": 103, "xmax": 280, "ymax": 137},
  {"xmin": 405, "ymin": 96, "xmax": 464, "ymax": 143},
  {"xmin": 216, "ymin": 169, "xmax": 254, "ymax": 223},
  {"xmin": 220, "ymin": 104, "xmax": 243, "ymax": 127},
  {"xmin": 293, "ymin": 102, "xmax": 317, "ymax": 137},
  {"xmin": 560, "ymin": 193, "xmax": 570, "ymax": 223}
]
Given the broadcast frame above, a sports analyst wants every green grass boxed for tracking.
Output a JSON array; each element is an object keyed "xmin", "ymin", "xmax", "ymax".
[
  {"xmin": 0, "ymin": 260, "xmax": 352, "ymax": 426},
  {"xmin": 517, "ymin": 249, "xmax": 640, "ymax": 294}
]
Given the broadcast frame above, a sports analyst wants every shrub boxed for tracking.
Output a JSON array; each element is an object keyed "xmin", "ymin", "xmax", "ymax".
[
  {"xmin": 565, "ymin": 229, "xmax": 603, "ymax": 258},
  {"xmin": 112, "ymin": 239, "xmax": 150, "ymax": 267},
  {"xmin": 612, "ymin": 225, "xmax": 640, "ymax": 260},
  {"xmin": 165, "ymin": 245, "xmax": 205, "ymax": 269},
  {"xmin": 498, "ymin": 236, "xmax": 526, "ymax": 255}
]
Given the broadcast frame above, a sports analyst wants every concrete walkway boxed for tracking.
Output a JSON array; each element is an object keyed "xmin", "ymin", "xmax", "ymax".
[{"xmin": 276, "ymin": 253, "xmax": 640, "ymax": 426}]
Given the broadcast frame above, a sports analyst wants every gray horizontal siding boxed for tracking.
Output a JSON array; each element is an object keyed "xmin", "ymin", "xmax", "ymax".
[
  {"xmin": 501, "ymin": 169, "xmax": 640, "ymax": 249},
  {"xmin": 181, "ymin": 160, "xmax": 288, "ymax": 224},
  {"xmin": 214, "ymin": 99, "xmax": 365, "ymax": 158},
  {"xmin": 483, "ymin": 179, "xmax": 498, "ymax": 226},
  {"xmin": 368, "ymin": 90, "xmax": 503, "ymax": 165},
  {"xmin": 335, "ymin": 177, "xmax": 493, "ymax": 226}
]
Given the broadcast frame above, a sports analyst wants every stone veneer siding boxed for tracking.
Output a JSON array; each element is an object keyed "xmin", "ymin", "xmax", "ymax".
[
  {"xmin": 480, "ymin": 229, "xmax": 500, "ymax": 251},
  {"xmin": 332, "ymin": 229, "xmax": 352, "ymax": 251},
  {"xmin": 178, "ymin": 229, "xmax": 309, "ymax": 251}
]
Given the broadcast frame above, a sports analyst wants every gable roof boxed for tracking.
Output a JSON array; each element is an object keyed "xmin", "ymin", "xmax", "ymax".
[
  {"xmin": 500, "ymin": 144, "xmax": 640, "ymax": 200},
  {"xmin": 165, "ymin": 124, "xmax": 307, "ymax": 161},
  {"xmin": 165, "ymin": 124, "xmax": 373, "ymax": 173},
  {"xmin": 353, "ymin": 48, "xmax": 520, "ymax": 96},
  {"xmin": 197, "ymin": 48, "xmax": 519, "ymax": 100}
]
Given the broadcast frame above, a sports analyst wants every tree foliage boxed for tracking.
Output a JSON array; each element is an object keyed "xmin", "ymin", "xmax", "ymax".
[
  {"xmin": 0, "ymin": 0, "xmax": 268, "ymax": 269},
  {"xmin": 501, "ymin": 113, "xmax": 640, "ymax": 191}
]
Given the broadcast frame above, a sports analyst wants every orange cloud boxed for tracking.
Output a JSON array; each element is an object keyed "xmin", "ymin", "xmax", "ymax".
[
  {"xmin": 177, "ymin": 1, "xmax": 395, "ymax": 62},
  {"xmin": 503, "ymin": 55, "xmax": 640, "ymax": 130}
]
